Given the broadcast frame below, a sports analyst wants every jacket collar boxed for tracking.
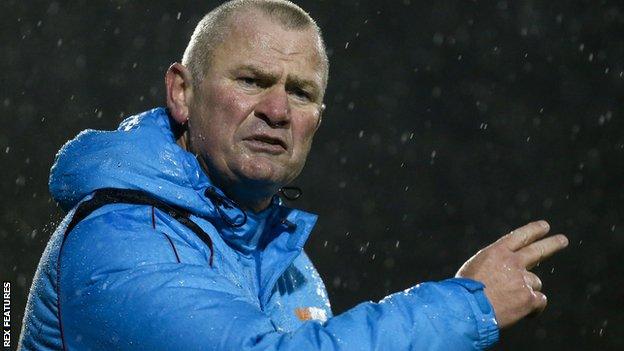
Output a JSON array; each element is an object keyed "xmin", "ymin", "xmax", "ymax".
[{"xmin": 49, "ymin": 107, "xmax": 317, "ymax": 251}]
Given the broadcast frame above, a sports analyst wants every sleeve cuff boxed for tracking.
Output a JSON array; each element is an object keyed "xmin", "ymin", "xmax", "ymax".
[{"xmin": 445, "ymin": 278, "xmax": 500, "ymax": 350}]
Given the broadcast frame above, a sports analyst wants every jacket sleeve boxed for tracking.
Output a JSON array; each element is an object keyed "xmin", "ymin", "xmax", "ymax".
[{"xmin": 59, "ymin": 207, "xmax": 499, "ymax": 351}]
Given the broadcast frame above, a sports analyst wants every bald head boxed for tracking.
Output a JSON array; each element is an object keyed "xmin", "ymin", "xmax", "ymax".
[{"xmin": 182, "ymin": 0, "xmax": 329, "ymax": 92}]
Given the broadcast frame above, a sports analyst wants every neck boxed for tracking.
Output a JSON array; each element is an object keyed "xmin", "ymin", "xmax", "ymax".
[
  {"xmin": 219, "ymin": 180, "xmax": 276, "ymax": 213},
  {"xmin": 176, "ymin": 130, "xmax": 276, "ymax": 213},
  {"xmin": 198, "ymin": 155, "xmax": 277, "ymax": 213}
]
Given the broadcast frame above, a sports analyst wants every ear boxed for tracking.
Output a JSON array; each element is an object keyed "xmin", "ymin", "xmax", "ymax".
[
  {"xmin": 315, "ymin": 103, "xmax": 325, "ymax": 131},
  {"xmin": 165, "ymin": 62, "xmax": 194, "ymax": 124}
]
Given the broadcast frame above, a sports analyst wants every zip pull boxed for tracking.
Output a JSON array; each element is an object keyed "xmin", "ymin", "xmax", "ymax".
[
  {"xmin": 280, "ymin": 218, "xmax": 297, "ymax": 231},
  {"xmin": 279, "ymin": 186, "xmax": 302, "ymax": 200}
]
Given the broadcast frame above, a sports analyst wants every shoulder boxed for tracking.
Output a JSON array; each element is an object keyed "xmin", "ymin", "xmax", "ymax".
[{"xmin": 60, "ymin": 203, "xmax": 185, "ymax": 275}]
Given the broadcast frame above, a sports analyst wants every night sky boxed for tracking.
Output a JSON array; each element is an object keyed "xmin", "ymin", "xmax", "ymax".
[{"xmin": 2, "ymin": 1, "xmax": 623, "ymax": 349}]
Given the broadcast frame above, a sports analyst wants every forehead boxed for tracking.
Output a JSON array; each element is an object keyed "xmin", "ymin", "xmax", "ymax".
[{"xmin": 212, "ymin": 12, "xmax": 325, "ymax": 83}]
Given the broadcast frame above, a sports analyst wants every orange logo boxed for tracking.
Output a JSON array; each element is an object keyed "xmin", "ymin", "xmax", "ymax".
[{"xmin": 294, "ymin": 307, "xmax": 328, "ymax": 322}]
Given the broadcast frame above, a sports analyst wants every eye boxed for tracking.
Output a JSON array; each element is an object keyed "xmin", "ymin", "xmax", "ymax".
[
  {"xmin": 289, "ymin": 87, "xmax": 312, "ymax": 102},
  {"xmin": 237, "ymin": 76, "xmax": 260, "ymax": 88}
]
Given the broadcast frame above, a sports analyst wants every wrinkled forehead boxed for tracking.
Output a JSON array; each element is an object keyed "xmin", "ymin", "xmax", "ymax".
[{"xmin": 216, "ymin": 11, "xmax": 326, "ymax": 83}]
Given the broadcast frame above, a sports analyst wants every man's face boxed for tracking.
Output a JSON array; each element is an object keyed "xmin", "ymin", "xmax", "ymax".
[{"xmin": 187, "ymin": 13, "xmax": 325, "ymax": 191}]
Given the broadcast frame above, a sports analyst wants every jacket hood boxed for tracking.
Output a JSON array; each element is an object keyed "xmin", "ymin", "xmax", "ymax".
[
  {"xmin": 49, "ymin": 107, "xmax": 316, "ymax": 251},
  {"xmin": 50, "ymin": 108, "xmax": 217, "ymax": 216}
]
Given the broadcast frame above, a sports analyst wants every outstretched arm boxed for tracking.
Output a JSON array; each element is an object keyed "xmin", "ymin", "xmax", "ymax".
[{"xmin": 58, "ymin": 209, "xmax": 499, "ymax": 351}]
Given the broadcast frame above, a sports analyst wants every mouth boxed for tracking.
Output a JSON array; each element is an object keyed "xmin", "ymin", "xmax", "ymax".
[{"xmin": 243, "ymin": 134, "xmax": 288, "ymax": 154}]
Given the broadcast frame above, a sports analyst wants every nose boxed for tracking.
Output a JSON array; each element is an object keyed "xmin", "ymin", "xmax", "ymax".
[{"xmin": 254, "ymin": 87, "xmax": 290, "ymax": 128}]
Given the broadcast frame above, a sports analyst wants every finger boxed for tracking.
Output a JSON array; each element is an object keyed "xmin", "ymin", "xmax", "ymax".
[
  {"xmin": 517, "ymin": 234, "xmax": 569, "ymax": 269},
  {"xmin": 523, "ymin": 271, "xmax": 543, "ymax": 291},
  {"xmin": 532, "ymin": 291, "xmax": 548, "ymax": 314},
  {"xmin": 500, "ymin": 220, "xmax": 551, "ymax": 251}
]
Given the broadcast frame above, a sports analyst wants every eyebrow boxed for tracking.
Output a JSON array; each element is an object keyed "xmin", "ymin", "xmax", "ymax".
[{"xmin": 234, "ymin": 64, "xmax": 321, "ymax": 100}]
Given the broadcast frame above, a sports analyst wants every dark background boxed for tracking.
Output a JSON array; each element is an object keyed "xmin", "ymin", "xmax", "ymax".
[{"xmin": 1, "ymin": 0, "xmax": 623, "ymax": 350}]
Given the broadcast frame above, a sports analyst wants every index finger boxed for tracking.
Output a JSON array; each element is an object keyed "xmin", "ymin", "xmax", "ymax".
[
  {"xmin": 517, "ymin": 234, "xmax": 569, "ymax": 269},
  {"xmin": 499, "ymin": 220, "xmax": 551, "ymax": 251}
]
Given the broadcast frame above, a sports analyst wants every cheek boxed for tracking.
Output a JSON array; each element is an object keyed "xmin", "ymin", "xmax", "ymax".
[
  {"xmin": 207, "ymin": 86, "xmax": 255, "ymax": 139},
  {"xmin": 213, "ymin": 87, "xmax": 248, "ymax": 119},
  {"xmin": 292, "ymin": 114, "xmax": 320, "ymax": 153}
]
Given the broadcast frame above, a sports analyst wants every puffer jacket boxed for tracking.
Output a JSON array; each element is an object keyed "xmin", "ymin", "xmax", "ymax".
[{"xmin": 19, "ymin": 107, "xmax": 499, "ymax": 350}]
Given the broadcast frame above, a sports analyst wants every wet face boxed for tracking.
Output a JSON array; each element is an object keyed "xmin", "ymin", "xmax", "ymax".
[{"xmin": 187, "ymin": 13, "xmax": 325, "ymax": 193}]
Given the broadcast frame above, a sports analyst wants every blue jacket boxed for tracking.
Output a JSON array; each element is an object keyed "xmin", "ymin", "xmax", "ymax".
[{"xmin": 19, "ymin": 107, "xmax": 499, "ymax": 350}]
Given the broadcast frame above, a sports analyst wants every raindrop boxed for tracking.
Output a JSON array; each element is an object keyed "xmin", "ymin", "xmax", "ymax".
[
  {"xmin": 332, "ymin": 276, "xmax": 341, "ymax": 288},
  {"xmin": 47, "ymin": 2, "xmax": 60, "ymax": 15},
  {"xmin": 15, "ymin": 176, "xmax": 26, "ymax": 186},
  {"xmin": 573, "ymin": 173, "xmax": 583, "ymax": 185},
  {"xmin": 432, "ymin": 86, "xmax": 442, "ymax": 98},
  {"xmin": 432, "ymin": 32, "xmax": 444, "ymax": 46}
]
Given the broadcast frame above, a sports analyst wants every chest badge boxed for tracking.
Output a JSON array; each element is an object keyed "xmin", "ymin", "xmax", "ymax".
[{"xmin": 294, "ymin": 307, "xmax": 328, "ymax": 322}]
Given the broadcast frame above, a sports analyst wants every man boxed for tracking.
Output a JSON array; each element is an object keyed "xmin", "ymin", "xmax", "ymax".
[{"xmin": 19, "ymin": 0, "xmax": 568, "ymax": 350}]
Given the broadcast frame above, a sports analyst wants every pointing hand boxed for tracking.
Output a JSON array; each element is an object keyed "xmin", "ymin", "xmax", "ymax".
[{"xmin": 456, "ymin": 220, "xmax": 568, "ymax": 328}]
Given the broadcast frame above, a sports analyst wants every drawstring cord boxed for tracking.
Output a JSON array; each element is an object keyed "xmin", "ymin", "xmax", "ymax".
[
  {"xmin": 204, "ymin": 186, "xmax": 303, "ymax": 230},
  {"xmin": 204, "ymin": 187, "xmax": 248, "ymax": 227},
  {"xmin": 279, "ymin": 186, "xmax": 303, "ymax": 200},
  {"xmin": 278, "ymin": 186, "xmax": 302, "ymax": 231}
]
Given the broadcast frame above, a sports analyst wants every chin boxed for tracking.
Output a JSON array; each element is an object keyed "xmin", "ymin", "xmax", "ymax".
[{"xmin": 236, "ymin": 157, "xmax": 290, "ymax": 185}]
